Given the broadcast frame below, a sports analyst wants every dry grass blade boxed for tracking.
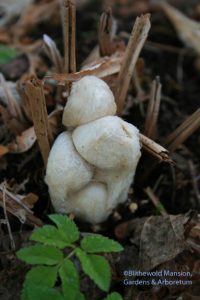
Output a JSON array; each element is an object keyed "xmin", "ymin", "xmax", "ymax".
[
  {"xmin": 144, "ymin": 186, "xmax": 168, "ymax": 216},
  {"xmin": 98, "ymin": 7, "xmax": 116, "ymax": 56},
  {"xmin": 61, "ymin": 0, "xmax": 76, "ymax": 73},
  {"xmin": 164, "ymin": 109, "xmax": 200, "ymax": 153},
  {"xmin": 140, "ymin": 133, "xmax": 172, "ymax": 163},
  {"xmin": 115, "ymin": 14, "xmax": 151, "ymax": 115},
  {"xmin": 43, "ymin": 34, "xmax": 63, "ymax": 73},
  {"xmin": 144, "ymin": 77, "xmax": 162, "ymax": 138},
  {"xmin": 24, "ymin": 76, "xmax": 53, "ymax": 167},
  {"xmin": 0, "ymin": 183, "xmax": 43, "ymax": 227},
  {"xmin": 159, "ymin": 2, "xmax": 200, "ymax": 55}
]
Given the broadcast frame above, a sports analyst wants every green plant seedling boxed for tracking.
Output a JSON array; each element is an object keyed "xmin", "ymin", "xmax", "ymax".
[{"xmin": 16, "ymin": 214, "xmax": 123, "ymax": 300}]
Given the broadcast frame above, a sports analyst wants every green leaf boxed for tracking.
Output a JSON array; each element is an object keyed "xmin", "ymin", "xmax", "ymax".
[
  {"xmin": 21, "ymin": 284, "xmax": 64, "ymax": 300},
  {"xmin": 21, "ymin": 286, "xmax": 30, "ymax": 300},
  {"xmin": 81, "ymin": 235, "xmax": 123, "ymax": 253},
  {"xmin": 25, "ymin": 266, "xmax": 58, "ymax": 287},
  {"xmin": 49, "ymin": 214, "xmax": 79, "ymax": 245},
  {"xmin": 76, "ymin": 292, "xmax": 86, "ymax": 300},
  {"xmin": 59, "ymin": 258, "xmax": 79, "ymax": 300},
  {"xmin": 16, "ymin": 244, "xmax": 63, "ymax": 265},
  {"xmin": 103, "ymin": 292, "xmax": 123, "ymax": 300},
  {"xmin": 0, "ymin": 44, "xmax": 18, "ymax": 64},
  {"xmin": 30, "ymin": 225, "xmax": 71, "ymax": 249},
  {"xmin": 76, "ymin": 248, "xmax": 111, "ymax": 292}
]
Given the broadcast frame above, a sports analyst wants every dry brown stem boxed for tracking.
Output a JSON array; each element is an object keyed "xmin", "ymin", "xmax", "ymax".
[
  {"xmin": 115, "ymin": 14, "xmax": 151, "ymax": 115},
  {"xmin": 144, "ymin": 186, "xmax": 168, "ymax": 216},
  {"xmin": 140, "ymin": 133, "xmax": 172, "ymax": 163},
  {"xmin": 62, "ymin": 0, "xmax": 76, "ymax": 73},
  {"xmin": 164, "ymin": 109, "xmax": 200, "ymax": 153},
  {"xmin": 98, "ymin": 7, "xmax": 115, "ymax": 56},
  {"xmin": 24, "ymin": 77, "xmax": 52, "ymax": 167},
  {"xmin": 144, "ymin": 77, "xmax": 162, "ymax": 138}
]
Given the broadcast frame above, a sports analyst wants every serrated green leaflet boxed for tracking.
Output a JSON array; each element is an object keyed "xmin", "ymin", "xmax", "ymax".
[
  {"xmin": 22, "ymin": 283, "xmax": 64, "ymax": 300},
  {"xmin": 81, "ymin": 234, "xmax": 123, "ymax": 253},
  {"xmin": 76, "ymin": 248, "xmax": 111, "ymax": 292},
  {"xmin": 16, "ymin": 244, "xmax": 63, "ymax": 265},
  {"xmin": 24, "ymin": 266, "xmax": 58, "ymax": 287},
  {"xmin": 59, "ymin": 258, "xmax": 79, "ymax": 300},
  {"xmin": 49, "ymin": 214, "xmax": 79, "ymax": 244},
  {"xmin": 103, "ymin": 292, "xmax": 123, "ymax": 300},
  {"xmin": 0, "ymin": 44, "xmax": 18, "ymax": 64},
  {"xmin": 30, "ymin": 225, "xmax": 71, "ymax": 249}
]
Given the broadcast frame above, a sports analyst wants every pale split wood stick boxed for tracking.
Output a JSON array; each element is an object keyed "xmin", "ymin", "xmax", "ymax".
[
  {"xmin": 24, "ymin": 77, "xmax": 53, "ymax": 167},
  {"xmin": 164, "ymin": 108, "xmax": 200, "ymax": 153},
  {"xmin": 144, "ymin": 77, "xmax": 162, "ymax": 138},
  {"xmin": 140, "ymin": 133, "xmax": 173, "ymax": 163},
  {"xmin": 115, "ymin": 14, "xmax": 151, "ymax": 115}
]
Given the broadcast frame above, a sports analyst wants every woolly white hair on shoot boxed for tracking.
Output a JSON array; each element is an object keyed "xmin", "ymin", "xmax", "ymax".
[{"xmin": 45, "ymin": 76, "xmax": 141, "ymax": 223}]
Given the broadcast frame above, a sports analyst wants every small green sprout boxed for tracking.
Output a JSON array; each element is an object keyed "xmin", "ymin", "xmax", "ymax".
[
  {"xmin": 16, "ymin": 214, "xmax": 123, "ymax": 300},
  {"xmin": 0, "ymin": 44, "xmax": 18, "ymax": 64}
]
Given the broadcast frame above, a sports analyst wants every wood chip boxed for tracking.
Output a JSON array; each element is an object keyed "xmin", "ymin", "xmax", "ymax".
[{"xmin": 24, "ymin": 76, "xmax": 53, "ymax": 167}]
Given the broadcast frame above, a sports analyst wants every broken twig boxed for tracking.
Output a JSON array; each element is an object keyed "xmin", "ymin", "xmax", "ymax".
[
  {"xmin": 61, "ymin": 0, "xmax": 76, "ymax": 73},
  {"xmin": 115, "ymin": 14, "xmax": 151, "ymax": 115},
  {"xmin": 144, "ymin": 77, "xmax": 162, "ymax": 138},
  {"xmin": 140, "ymin": 133, "xmax": 172, "ymax": 163}
]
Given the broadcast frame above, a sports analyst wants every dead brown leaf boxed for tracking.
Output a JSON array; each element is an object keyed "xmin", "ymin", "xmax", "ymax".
[{"xmin": 115, "ymin": 212, "xmax": 198, "ymax": 271}]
